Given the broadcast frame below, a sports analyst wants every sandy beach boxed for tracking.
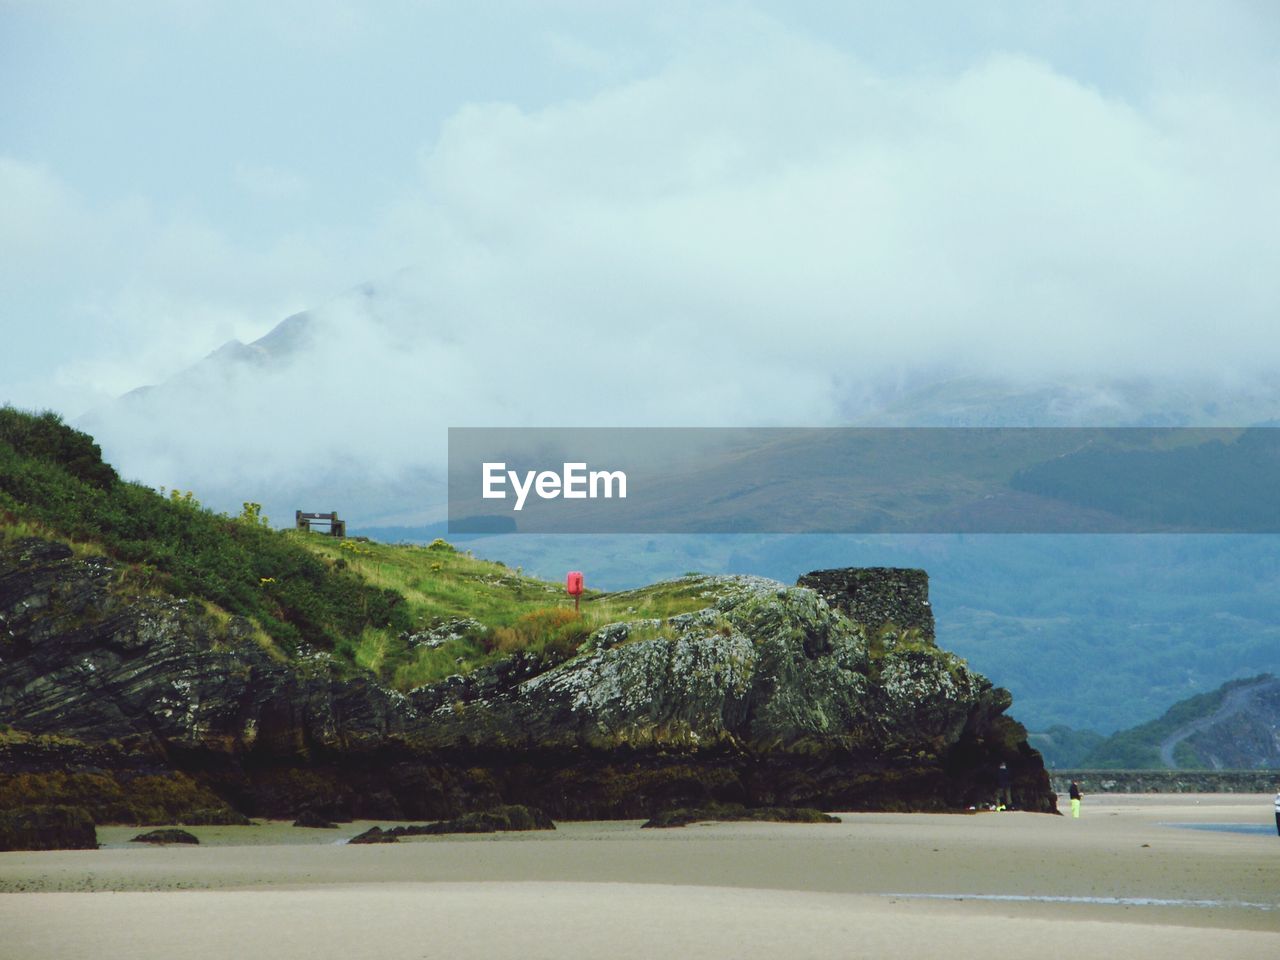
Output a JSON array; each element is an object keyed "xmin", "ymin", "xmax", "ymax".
[{"xmin": 1, "ymin": 794, "xmax": 1276, "ymax": 959}]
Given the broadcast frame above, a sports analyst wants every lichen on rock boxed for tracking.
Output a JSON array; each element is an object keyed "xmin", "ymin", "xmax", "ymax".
[{"xmin": 1, "ymin": 540, "xmax": 1053, "ymax": 819}]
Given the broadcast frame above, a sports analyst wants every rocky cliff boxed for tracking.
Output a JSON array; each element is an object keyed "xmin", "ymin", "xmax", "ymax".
[{"xmin": 1, "ymin": 539, "xmax": 1054, "ymax": 819}]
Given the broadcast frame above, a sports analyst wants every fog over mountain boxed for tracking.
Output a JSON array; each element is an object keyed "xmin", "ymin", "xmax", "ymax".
[
  {"xmin": 3, "ymin": 4, "xmax": 1276, "ymax": 522},
  {"xmin": 7, "ymin": 3, "xmax": 1280, "ymax": 738},
  {"xmin": 79, "ymin": 283, "xmax": 1280, "ymax": 525}
]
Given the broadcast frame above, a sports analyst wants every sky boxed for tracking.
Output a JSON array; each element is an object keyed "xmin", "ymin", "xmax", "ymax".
[{"xmin": 3, "ymin": 1, "xmax": 1279, "ymax": 511}]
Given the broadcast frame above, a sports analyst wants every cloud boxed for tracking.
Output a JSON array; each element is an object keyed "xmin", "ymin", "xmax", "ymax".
[
  {"xmin": 0, "ymin": 157, "xmax": 82, "ymax": 275},
  {"xmin": 388, "ymin": 31, "xmax": 1277, "ymax": 389},
  {"xmin": 13, "ymin": 9, "xmax": 1280, "ymax": 519},
  {"xmin": 0, "ymin": 155, "xmax": 356, "ymax": 413}
]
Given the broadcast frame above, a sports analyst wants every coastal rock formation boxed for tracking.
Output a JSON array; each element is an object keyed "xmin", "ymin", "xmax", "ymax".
[
  {"xmin": 347, "ymin": 826, "xmax": 398, "ymax": 844},
  {"xmin": 0, "ymin": 540, "xmax": 1053, "ymax": 819},
  {"xmin": 416, "ymin": 805, "xmax": 554, "ymax": 834},
  {"xmin": 0, "ymin": 804, "xmax": 96, "ymax": 851},
  {"xmin": 0, "ymin": 730, "xmax": 249, "ymax": 826},
  {"xmin": 642, "ymin": 805, "xmax": 839, "ymax": 828},
  {"xmin": 408, "ymin": 573, "xmax": 1050, "ymax": 814},
  {"xmin": 0, "ymin": 537, "xmax": 412, "ymax": 820},
  {"xmin": 292, "ymin": 810, "xmax": 338, "ymax": 828},
  {"xmin": 131, "ymin": 828, "xmax": 199, "ymax": 844}
]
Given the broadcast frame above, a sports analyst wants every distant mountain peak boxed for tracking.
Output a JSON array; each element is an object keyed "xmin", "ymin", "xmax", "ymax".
[{"xmin": 247, "ymin": 310, "xmax": 313, "ymax": 360}]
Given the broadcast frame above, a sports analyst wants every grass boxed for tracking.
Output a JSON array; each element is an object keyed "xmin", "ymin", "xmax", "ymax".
[
  {"xmin": 0, "ymin": 515, "xmax": 106, "ymax": 559},
  {"xmin": 0, "ymin": 406, "xmax": 412, "ymax": 653},
  {"xmin": 0, "ymin": 405, "xmax": 738, "ymax": 694},
  {"xmin": 303, "ymin": 536, "xmax": 568, "ymax": 627},
  {"xmin": 299, "ymin": 535, "xmax": 726, "ymax": 690},
  {"xmin": 583, "ymin": 577, "xmax": 747, "ymax": 622},
  {"xmin": 199, "ymin": 600, "xmax": 288, "ymax": 662}
]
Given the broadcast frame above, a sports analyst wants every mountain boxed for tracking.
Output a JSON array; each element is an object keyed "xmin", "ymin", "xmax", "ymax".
[
  {"xmin": 1072, "ymin": 674, "xmax": 1280, "ymax": 770},
  {"xmin": 76, "ymin": 285, "xmax": 448, "ymax": 530},
  {"xmin": 75, "ymin": 296, "xmax": 1280, "ymax": 528},
  {"xmin": 0, "ymin": 408, "xmax": 1054, "ymax": 828}
]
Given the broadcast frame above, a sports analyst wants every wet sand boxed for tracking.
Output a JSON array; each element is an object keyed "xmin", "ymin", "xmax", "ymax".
[{"xmin": 1, "ymin": 794, "xmax": 1276, "ymax": 958}]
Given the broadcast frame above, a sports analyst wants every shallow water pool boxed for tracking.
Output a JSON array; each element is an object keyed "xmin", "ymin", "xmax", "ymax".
[{"xmin": 1163, "ymin": 822, "xmax": 1277, "ymax": 836}]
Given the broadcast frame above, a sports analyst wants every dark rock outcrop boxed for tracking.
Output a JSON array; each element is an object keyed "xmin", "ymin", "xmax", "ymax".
[
  {"xmin": 397, "ymin": 572, "xmax": 1051, "ymax": 813},
  {"xmin": 292, "ymin": 809, "xmax": 338, "ymax": 828},
  {"xmin": 1, "ymin": 541, "xmax": 1054, "ymax": 819},
  {"xmin": 414, "ymin": 805, "xmax": 554, "ymax": 834},
  {"xmin": 642, "ymin": 804, "xmax": 839, "ymax": 828},
  {"xmin": 347, "ymin": 805, "xmax": 554, "ymax": 840},
  {"xmin": 0, "ymin": 804, "xmax": 97, "ymax": 851},
  {"xmin": 131, "ymin": 828, "xmax": 198, "ymax": 844}
]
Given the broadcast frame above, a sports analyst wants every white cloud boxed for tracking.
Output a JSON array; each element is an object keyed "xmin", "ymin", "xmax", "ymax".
[
  {"xmin": 0, "ymin": 155, "xmax": 355, "ymax": 413},
  {"xmin": 391, "ymin": 36, "xmax": 1277, "ymax": 387},
  {"xmin": 0, "ymin": 157, "xmax": 82, "ymax": 275},
  {"xmin": 8, "ymin": 8, "xmax": 1280, "ymax": 518}
]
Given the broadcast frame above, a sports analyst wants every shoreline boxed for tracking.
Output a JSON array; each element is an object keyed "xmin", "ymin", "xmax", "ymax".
[
  {"xmin": 1, "ymin": 794, "xmax": 1276, "ymax": 958},
  {"xmin": 3, "ymin": 883, "xmax": 1278, "ymax": 960}
]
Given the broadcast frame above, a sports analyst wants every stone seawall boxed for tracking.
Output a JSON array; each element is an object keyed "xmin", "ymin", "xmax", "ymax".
[{"xmin": 1051, "ymin": 770, "xmax": 1279, "ymax": 794}]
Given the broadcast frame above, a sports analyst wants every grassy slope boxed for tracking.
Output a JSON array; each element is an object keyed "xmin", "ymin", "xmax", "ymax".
[
  {"xmin": 3, "ymin": 406, "xmax": 965, "ymax": 697},
  {"xmin": 0, "ymin": 407, "xmax": 412, "ymax": 655},
  {"xmin": 0, "ymin": 406, "xmax": 716, "ymax": 692},
  {"xmin": 300, "ymin": 534, "xmax": 720, "ymax": 688}
]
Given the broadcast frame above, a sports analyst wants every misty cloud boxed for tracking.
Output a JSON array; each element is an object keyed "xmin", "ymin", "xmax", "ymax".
[
  {"xmin": 401, "ymin": 40, "xmax": 1278, "ymax": 384},
  {"xmin": 6, "ymin": 6, "xmax": 1279, "ymax": 520}
]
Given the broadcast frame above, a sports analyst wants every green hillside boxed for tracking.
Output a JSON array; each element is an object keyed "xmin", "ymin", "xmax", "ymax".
[
  {"xmin": 0, "ymin": 407, "xmax": 713, "ymax": 691},
  {"xmin": 0, "ymin": 407, "xmax": 409, "ymax": 655},
  {"xmin": 1075, "ymin": 673, "xmax": 1280, "ymax": 769},
  {"xmin": 297, "ymin": 535, "xmax": 723, "ymax": 688}
]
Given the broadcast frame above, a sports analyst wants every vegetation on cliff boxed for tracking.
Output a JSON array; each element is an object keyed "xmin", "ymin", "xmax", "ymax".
[
  {"xmin": 0, "ymin": 407, "xmax": 716, "ymax": 686},
  {"xmin": 0, "ymin": 407, "xmax": 1054, "ymax": 820},
  {"xmin": 299, "ymin": 536, "xmax": 721, "ymax": 689},
  {"xmin": 0, "ymin": 407, "xmax": 410, "ymax": 654}
]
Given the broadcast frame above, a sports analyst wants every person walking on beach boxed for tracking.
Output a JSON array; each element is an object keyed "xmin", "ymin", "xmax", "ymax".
[
  {"xmin": 1273, "ymin": 786, "xmax": 1280, "ymax": 836},
  {"xmin": 997, "ymin": 762, "xmax": 1012, "ymax": 810},
  {"xmin": 1069, "ymin": 780, "xmax": 1082, "ymax": 819}
]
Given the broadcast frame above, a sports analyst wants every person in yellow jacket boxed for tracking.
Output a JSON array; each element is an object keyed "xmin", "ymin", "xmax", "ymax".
[{"xmin": 1069, "ymin": 780, "xmax": 1083, "ymax": 819}]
